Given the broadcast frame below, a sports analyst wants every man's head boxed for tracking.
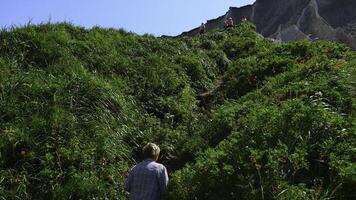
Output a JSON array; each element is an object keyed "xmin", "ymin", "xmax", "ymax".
[{"xmin": 142, "ymin": 143, "xmax": 160, "ymax": 161}]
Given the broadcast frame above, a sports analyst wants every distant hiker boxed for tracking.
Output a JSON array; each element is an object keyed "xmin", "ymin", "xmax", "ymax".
[
  {"xmin": 199, "ymin": 23, "xmax": 206, "ymax": 34},
  {"xmin": 225, "ymin": 17, "xmax": 234, "ymax": 29},
  {"xmin": 199, "ymin": 22, "xmax": 206, "ymax": 34},
  {"xmin": 124, "ymin": 143, "xmax": 169, "ymax": 200}
]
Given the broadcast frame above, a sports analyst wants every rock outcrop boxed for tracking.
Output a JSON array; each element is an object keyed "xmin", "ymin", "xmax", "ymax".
[{"xmin": 181, "ymin": 0, "xmax": 356, "ymax": 50}]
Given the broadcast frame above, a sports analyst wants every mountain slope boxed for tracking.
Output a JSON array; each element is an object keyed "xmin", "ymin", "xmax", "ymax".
[
  {"xmin": 0, "ymin": 22, "xmax": 355, "ymax": 199},
  {"xmin": 181, "ymin": 0, "xmax": 356, "ymax": 50}
]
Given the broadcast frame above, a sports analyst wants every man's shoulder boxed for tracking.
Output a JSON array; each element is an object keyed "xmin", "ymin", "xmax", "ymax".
[
  {"xmin": 148, "ymin": 161, "xmax": 167, "ymax": 171},
  {"xmin": 154, "ymin": 162, "xmax": 166, "ymax": 169},
  {"xmin": 133, "ymin": 160, "xmax": 167, "ymax": 172}
]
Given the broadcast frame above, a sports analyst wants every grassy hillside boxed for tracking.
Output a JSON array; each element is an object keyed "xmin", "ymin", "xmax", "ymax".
[{"xmin": 0, "ymin": 22, "xmax": 355, "ymax": 199}]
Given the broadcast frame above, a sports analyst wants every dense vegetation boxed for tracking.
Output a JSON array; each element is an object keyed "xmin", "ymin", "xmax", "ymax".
[{"xmin": 0, "ymin": 21, "xmax": 355, "ymax": 199}]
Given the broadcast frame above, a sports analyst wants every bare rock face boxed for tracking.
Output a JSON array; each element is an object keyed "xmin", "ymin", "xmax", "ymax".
[
  {"xmin": 317, "ymin": 0, "xmax": 356, "ymax": 28},
  {"xmin": 181, "ymin": 0, "xmax": 356, "ymax": 50}
]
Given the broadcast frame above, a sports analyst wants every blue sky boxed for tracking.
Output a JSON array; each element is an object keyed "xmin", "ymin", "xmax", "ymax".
[{"xmin": 0, "ymin": 0, "xmax": 255, "ymax": 36}]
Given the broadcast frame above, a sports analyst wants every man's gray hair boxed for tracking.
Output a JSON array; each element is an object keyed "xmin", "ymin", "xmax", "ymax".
[{"xmin": 142, "ymin": 143, "xmax": 160, "ymax": 160}]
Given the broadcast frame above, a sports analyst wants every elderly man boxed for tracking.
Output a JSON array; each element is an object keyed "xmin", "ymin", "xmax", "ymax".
[{"xmin": 124, "ymin": 143, "xmax": 169, "ymax": 200}]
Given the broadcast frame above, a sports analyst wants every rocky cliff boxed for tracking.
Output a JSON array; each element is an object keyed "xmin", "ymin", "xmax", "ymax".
[{"xmin": 181, "ymin": 0, "xmax": 356, "ymax": 50}]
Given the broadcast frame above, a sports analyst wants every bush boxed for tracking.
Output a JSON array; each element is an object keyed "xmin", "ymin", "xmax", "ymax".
[{"xmin": 0, "ymin": 21, "xmax": 355, "ymax": 199}]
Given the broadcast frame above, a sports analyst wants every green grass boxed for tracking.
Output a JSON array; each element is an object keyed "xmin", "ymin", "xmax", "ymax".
[{"xmin": 0, "ymin": 22, "xmax": 355, "ymax": 199}]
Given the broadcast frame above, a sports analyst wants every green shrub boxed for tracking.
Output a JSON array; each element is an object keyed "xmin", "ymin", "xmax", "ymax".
[{"xmin": 0, "ymin": 21, "xmax": 355, "ymax": 200}]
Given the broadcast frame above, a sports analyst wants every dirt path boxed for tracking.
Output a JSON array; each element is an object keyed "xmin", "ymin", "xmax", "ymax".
[{"xmin": 199, "ymin": 77, "xmax": 223, "ymax": 97}]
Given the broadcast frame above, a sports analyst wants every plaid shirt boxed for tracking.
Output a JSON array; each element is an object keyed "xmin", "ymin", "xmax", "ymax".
[{"xmin": 124, "ymin": 159, "xmax": 169, "ymax": 200}]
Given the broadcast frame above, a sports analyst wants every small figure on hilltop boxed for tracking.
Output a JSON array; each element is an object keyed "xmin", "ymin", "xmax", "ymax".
[
  {"xmin": 199, "ymin": 22, "xmax": 206, "ymax": 34},
  {"xmin": 124, "ymin": 143, "xmax": 169, "ymax": 200},
  {"xmin": 225, "ymin": 17, "xmax": 234, "ymax": 29}
]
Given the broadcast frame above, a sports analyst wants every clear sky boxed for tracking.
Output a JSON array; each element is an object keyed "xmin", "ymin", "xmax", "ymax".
[{"xmin": 0, "ymin": 0, "xmax": 255, "ymax": 36}]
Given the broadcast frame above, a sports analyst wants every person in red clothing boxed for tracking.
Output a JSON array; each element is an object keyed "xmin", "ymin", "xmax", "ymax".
[{"xmin": 225, "ymin": 17, "xmax": 234, "ymax": 29}]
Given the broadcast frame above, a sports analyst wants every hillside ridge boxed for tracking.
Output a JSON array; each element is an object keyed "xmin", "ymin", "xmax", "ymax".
[
  {"xmin": 0, "ymin": 22, "xmax": 355, "ymax": 199},
  {"xmin": 181, "ymin": 0, "xmax": 356, "ymax": 50}
]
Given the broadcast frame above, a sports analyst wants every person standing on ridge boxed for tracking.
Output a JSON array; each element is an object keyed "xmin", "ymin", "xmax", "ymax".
[
  {"xmin": 199, "ymin": 22, "xmax": 206, "ymax": 34},
  {"xmin": 124, "ymin": 143, "xmax": 169, "ymax": 200},
  {"xmin": 225, "ymin": 17, "xmax": 234, "ymax": 29}
]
